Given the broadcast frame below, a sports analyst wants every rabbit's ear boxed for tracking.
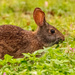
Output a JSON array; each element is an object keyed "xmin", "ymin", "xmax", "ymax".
[{"xmin": 33, "ymin": 8, "xmax": 45, "ymax": 26}]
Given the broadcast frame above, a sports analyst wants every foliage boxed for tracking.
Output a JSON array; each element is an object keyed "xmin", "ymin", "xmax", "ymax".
[{"xmin": 0, "ymin": 0, "xmax": 75, "ymax": 75}]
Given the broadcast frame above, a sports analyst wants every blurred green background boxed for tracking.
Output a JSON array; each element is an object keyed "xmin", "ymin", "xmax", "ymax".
[{"xmin": 0, "ymin": 0, "xmax": 75, "ymax": 75}]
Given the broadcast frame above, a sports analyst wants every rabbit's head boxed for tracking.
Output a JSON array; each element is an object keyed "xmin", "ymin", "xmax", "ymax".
[{"xmin": 33, "ymin": 8, "xmax": 64, "ymax": 47}]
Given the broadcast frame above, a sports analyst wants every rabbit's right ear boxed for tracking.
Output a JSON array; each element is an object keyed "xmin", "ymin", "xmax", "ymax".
[{"xmin": 33, "ymin": 8, "xmax": 45, "ymax": 26}]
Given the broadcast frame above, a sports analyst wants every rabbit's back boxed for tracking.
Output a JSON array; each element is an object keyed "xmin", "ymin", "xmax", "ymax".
[
  {"xmin": 0, "ymin": 25, "xmax": 27, "ymax": 44},
  {"xmin": 0, "ymin": 25, "xmax": 24, "ymax": 39},
  {"xmin": 0, "ymin": 25, "xmax": 33, "ymax": 59}
]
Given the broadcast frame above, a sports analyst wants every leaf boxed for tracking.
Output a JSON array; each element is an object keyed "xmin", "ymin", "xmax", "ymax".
[
  {"xmin": 4, "ymin": 54, "xmax": 13, "ymax": 62},
  {"xmin": 22, "ymin": 53, "xmax": 30, "ymax": 58}
]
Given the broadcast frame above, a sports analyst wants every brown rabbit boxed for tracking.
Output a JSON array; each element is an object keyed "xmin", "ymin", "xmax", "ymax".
[{"xmin": 0, "ymin": 8, "xmax": 64, "ymax": 59}]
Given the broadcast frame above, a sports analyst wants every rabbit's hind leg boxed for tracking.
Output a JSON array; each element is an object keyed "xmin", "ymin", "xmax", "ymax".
[
  {"xmin": 0, "ymin": 40, "xmax": 15, "ymax": 52},
  {"xmin": 0, "ymin": 40, "xmax": 14, "ymax": 59}
]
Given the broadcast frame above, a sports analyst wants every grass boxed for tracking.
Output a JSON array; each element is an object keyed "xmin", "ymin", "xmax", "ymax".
[{"xmin": 0, "ymin": 0, "xmax": 75, "ymax": 75}]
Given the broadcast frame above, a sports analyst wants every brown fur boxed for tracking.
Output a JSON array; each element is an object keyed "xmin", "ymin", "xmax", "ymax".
[{"xmin": 0, "ymin": 8, "xmax": 64, "ymax": 59}]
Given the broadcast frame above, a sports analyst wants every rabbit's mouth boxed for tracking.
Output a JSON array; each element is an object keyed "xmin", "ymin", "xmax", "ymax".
[
  {"xmin": 50, "ymin": 39, "xmax": 62, "ymax": 46},
  {"xmin": 55, "ymin": 40, "xmax": 59, "ymax": 44},
  {"xmin": 45, "ymin": 40, "xmax": 59, "ymax": 47},
  {"xmin": 54, "ymin": 39, "xmax": 63, "ymax": 44},
  {"xmin": 44, "ymin": 39, "xmax": 63, "ymax": 47}
]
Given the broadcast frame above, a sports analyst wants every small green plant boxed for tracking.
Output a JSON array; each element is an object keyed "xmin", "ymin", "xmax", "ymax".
[{"xmin": 0, "ymin": 47, "xmax": 75, "ymax": 75}]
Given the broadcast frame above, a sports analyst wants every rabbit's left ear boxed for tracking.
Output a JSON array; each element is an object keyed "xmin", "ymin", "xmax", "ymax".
[{"xmin": 33, "ymin": 8, "xmax": 45, "ymax": 26}]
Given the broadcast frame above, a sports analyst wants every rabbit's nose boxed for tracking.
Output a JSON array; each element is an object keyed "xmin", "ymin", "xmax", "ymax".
[
  {"xmin": 62, "ymin": 37, "xmax": 65, "ymax": 41},
  {"xmin": 62, "ymin": 36, "xmax": 65, "ymax": 41}
]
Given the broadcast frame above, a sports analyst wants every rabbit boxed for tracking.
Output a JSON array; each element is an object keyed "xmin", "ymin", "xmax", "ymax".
[{"xmin": 0, "ymin": 8, "xmax": 64, "ymax": 59}]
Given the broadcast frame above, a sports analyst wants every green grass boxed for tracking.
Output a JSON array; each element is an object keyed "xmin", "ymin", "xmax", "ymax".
[{"xmin": 0, "ymin": 0, "xmax": 75, "ymax": 75}]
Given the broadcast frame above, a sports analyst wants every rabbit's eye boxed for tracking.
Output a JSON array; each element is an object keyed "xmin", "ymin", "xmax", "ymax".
[{"xmin": 51, "ymin": 29, "xmax": 55, "ymax": 33}]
